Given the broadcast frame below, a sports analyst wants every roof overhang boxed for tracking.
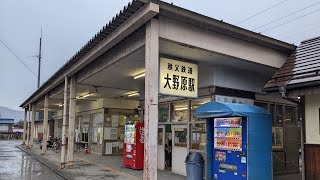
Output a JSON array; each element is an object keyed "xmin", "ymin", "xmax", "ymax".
[
  {"xmin": 156, "ymin": 0, "xmax": 296, "ymax": 53},
  {"xmin": 21, "ymin": 0, "xmax": 297, "ymax": 109},
  {"xmin": 20, "ymin": 1, "xmax": 159, "ymax": 108}
]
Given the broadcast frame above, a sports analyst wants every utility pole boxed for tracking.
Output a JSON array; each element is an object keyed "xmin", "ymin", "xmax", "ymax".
[{"xmin": 37, "ymin": 30, "xmax": 42, "ymax": 88}]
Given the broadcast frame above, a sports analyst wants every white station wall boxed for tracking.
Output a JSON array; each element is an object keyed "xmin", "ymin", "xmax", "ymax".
[{"xmin": 305, "ymin": 94, "xmax": 320, "ymax": 144}]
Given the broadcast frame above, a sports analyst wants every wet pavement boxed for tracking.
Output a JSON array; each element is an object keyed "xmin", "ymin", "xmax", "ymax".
[{"xmin": 0, "ymin": 140, "xmax": 64, "ymax": 180}]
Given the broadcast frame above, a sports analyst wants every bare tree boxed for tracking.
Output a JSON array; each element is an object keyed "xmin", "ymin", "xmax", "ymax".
[{"xmin": 16, "ymin": 120, "xmax": 24, "ymax": 127}]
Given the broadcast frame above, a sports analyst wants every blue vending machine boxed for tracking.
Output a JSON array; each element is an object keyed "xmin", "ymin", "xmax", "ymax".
[{"xmin": 194, "ymin": 102, "xmax": 272, "ymax": 180}]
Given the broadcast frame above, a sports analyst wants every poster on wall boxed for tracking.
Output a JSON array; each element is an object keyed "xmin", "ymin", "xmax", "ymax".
[
  {"xmin": 93, "ymin": 128, "xmax": 98, "ymax": 143},
  {"xmin": 272, "ymin": 127, "xmax": 283, "ymax": 149},
  {"xmin": 94, "ymin": 113, "xmax": 103, "ymax": 126},
  {"xmin": 98, "ymin": 127, "xmax": 103, "ymax": 144},
  {"xmin": 111, "ymin": 115, "xmax": 119, "ymax": 127},
  {"xmin": 159, "ymin": 57, "xmax": 198, "ymax": 98}
]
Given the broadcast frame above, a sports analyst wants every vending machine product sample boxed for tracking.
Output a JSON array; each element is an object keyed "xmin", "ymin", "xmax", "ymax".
[{"xmin": 123, "ymin": 121, "xmax": 144, "ymax": 170}]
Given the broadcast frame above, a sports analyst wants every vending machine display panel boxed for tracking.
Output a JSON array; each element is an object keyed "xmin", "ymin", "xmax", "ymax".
[
  {"xmin": 124, "ymin": 124, "xmax": 135, "ymax": 144},
  {"xmin": 213, "ymin": 117, "xmax": 247, "ymax": 180}
]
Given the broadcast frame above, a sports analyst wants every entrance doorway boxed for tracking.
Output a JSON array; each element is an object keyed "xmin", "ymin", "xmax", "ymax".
[{"xmin": 172, "ymin": 125, "xmax": 188, "ymax": 176}]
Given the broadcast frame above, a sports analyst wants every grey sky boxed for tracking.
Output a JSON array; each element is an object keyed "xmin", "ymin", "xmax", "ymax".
[{"xmin": 0, "ymin": 0, "xmax": 319, "ymax": 110}]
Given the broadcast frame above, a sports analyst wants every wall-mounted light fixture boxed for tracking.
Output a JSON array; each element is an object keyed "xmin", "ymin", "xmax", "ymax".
[
  {"xmin": 58, "ymin": 104, "xmax": 63, "ymax": 107},
  {"xmin": 175, "ymin": 107, "xmax": 188, "ymax": 111},
  {"xmin": 77, "ymin": 92, "xmax": 92, "ymax": 100},
  {"xmin": 128, "ymin": 92, "xmax": 140, "ymax": 97},
  {"xmin": 133, "ymin": 72, "xmax": 145, "ymax": 79}
]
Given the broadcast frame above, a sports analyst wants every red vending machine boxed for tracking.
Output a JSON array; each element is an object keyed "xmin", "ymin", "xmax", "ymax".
[{"xmin": 123, "ymin": 121, "xmax": 144, "ymax": 170}]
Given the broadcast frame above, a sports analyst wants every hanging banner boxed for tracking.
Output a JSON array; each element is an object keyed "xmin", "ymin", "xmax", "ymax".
[{"xmin": 159, "ymin": 57, "xmax": 198, "ymax": 98}]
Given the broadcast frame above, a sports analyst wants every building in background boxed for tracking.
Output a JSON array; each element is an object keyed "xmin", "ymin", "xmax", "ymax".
[
  {"xmin": 264, "ymin": 36, "xmax": 320, "ymax": 180},
  {"xmin": 0, "ymin": 118, "xmax": 14, "ymax": 139}
]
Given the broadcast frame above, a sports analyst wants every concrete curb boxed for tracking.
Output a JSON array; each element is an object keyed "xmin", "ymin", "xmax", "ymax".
[{"xmin": 17, "ymin": 145, "xmax": 72, "ymax": 180}]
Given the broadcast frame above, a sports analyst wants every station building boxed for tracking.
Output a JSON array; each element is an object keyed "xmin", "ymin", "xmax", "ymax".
[
  {"xmin": 264, "ymin": 36, "xmax": 320, "ymax": 180},
  {"xmin": 20, "ymin": 0, "xmax": 300, "ymax": 179}
]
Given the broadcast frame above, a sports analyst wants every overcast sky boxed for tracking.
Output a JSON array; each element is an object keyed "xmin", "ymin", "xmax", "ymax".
[{"xmin": 1, "ymin": 0, "xmax": 319, "ymax": 110}]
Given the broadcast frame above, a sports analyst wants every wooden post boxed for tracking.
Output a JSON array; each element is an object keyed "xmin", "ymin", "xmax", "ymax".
[
  {"xmin": 42, "ymin": 94, "xmax": 49, "ymax": 154},
  {"xmin": 30, "ymin": 104, "xmax": 36, "ymax": 147},
  {"xmin": 143, "ymin": 18, "xmax": 159, "ymax": 180},
  {"xmin": 67, "ymin": 76, "xmax": 76, "ymax": 166},
  {"xmin": 61, "ymin": 76, "xmax": 68, "ymax": 169},
  {"xmin": 22, "ymin": 108, "xmax": 27, "ymax": 145}
]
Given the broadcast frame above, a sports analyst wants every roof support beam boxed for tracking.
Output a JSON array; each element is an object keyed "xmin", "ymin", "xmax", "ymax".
[{"xmin": 77, "ymin": 29, "xmax": 145, "ymax": 83}]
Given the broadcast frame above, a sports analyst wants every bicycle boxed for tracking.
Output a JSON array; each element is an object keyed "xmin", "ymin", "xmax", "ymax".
[{"xmin": 52, "ymin": 138, "xmax": 61, "ymax": 153}]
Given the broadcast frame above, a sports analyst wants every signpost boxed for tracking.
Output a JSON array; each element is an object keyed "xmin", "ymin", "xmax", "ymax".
[{"xmin": 159, "ymin": 57, "xmax": 198, "ymax": 98}]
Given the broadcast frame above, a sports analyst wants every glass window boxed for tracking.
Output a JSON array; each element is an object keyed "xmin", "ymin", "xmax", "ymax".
[
  {"xmin": 174, "ymin": 128, "xmax": 187, "ymax": 147},
  {"xmin": 82, "ymin": 127, "xmax": 88, "ymax": 142},
  {"xmin": 191, "ymin": 123, "xmax": 206, "ymax": 150},
  {"xmin": 191, "ymin": 98, "xmax": 211, "ymax": 121},
  {"xmin": 275, "ymin": 105, "xmax": 283, "ymax": 125},
  {"xmin": 158, "ymin": 128, "xmax": 163, "ymax": 145},
  {"xmin": 284, "ymin": 106, "xmax": 297, "ymax": 124},
  {"xmin": 254, "ymin": 102, "xmax": 268, "ymax": 110},
  {"xmin": 159, "ymin": 103, "xmax": 169, "ymax": 122},
  {"xmin": 170, "ymin": 101, "xmax": 188, "ymax": 122}
]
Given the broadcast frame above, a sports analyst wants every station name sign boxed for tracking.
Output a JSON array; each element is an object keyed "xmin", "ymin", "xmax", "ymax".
[{"xmin": 159, "ymin": 57, "xmax": 198, "ymax": 98}]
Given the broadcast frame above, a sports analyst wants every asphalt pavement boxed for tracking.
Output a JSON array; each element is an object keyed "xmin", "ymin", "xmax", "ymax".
[{"xmin": 0, "ymin": 140, "xmax": 64, "ymax": 180}]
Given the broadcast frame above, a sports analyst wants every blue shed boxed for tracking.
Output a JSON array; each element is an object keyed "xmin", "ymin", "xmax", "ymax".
[{"xmin": 194, "ymin": 102, "xmax": 272, "ymax": 180}]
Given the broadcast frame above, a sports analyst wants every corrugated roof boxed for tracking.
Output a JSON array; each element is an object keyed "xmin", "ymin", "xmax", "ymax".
[{"xmin": 264, "ymin": 36, "xmax": 320, "ymax": 91}]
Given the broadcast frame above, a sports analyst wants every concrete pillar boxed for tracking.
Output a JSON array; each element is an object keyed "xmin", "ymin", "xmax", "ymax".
[
  {"xmin": 88, "ymin": 115, "xmax": 93, "ymax": 153},
  {"xmin": 26, "ymin": 104, "xmax": 31, "ymax": 147},
  {"xmin": 30, "ymin": 104, "xmax": 36, "ymax": 147},
  {"xmin": 61, "ymin": 76, "xmax": 68, "ymax": 169},
  {"xmin": 22, "ymin": 108, "xmax": 27, "ymax": 145},
  {"xmin": 143, "ymin": 18, "xmax": 159, "ymax": 180},
  {"xmin": 67, "ymin": 76, "xmax": 76, "ymax": 166},
  {"xmin": 42, "ymin": 94, "xmax": 49, "ymax": 154}
]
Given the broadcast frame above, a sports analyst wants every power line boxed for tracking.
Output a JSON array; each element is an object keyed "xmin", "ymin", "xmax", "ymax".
[
  {"xmin": 261, "ymin": 8, "xmax": 320, "ymax": 33},
  {"xmin": 254, "ymin": 1, "xmax": 320, "ymax": 31},
  {"xmin": 0, "ymin": 38, "xmax": 37, "ymax": 77},
  {"xmin": 279, "ymin": 24, "xmax": 320, "ymax": 44},
  {"xmin": 236, "ymin": 0, "xmax": 289, "ymax": 25},
  {"xmin": 274, "ymin": 20, "xmax": 320, "ymax": 40}
]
